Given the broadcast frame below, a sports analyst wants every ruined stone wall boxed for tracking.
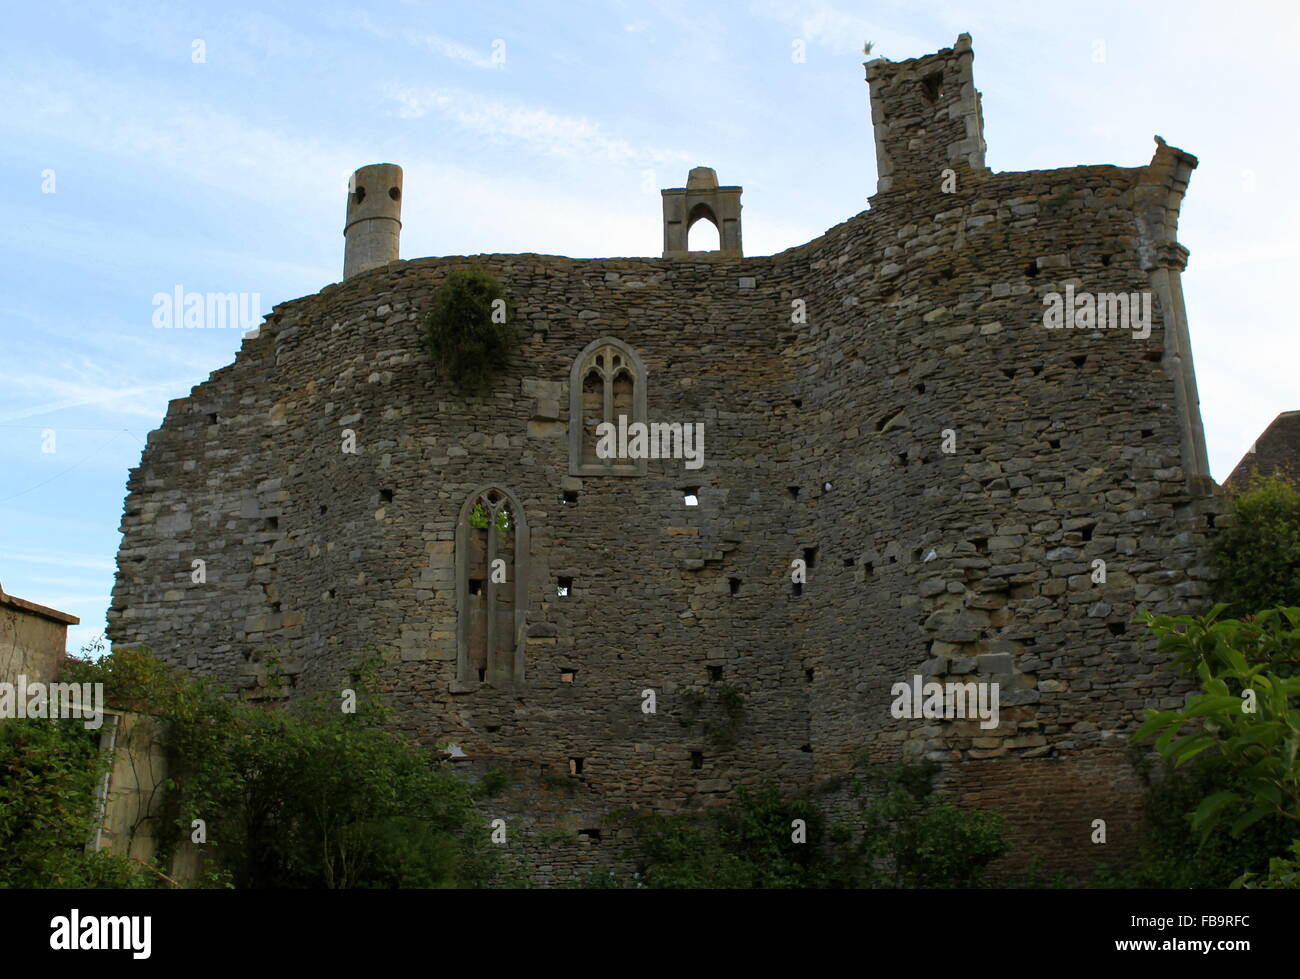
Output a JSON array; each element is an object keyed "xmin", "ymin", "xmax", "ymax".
[
  {"xmin": 109, "ymin": 35, "xmax": 1220, "ymax": 884},
  {"xmin": 787, "ymin": 160, "xmax": 1219, "ymax": 880},
  {"xmin": 111, "ymin": 250, "xmax": 827, "ymax": 882}
]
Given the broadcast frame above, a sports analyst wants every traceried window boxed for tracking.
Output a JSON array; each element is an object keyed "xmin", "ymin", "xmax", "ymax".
[
  {"xmin": 455, "ymin": 486, "xmax": 528, "ymax": 689},
  {"xmin": 568, "ymin": 337, "xmax": 648, "ymax": 476}
]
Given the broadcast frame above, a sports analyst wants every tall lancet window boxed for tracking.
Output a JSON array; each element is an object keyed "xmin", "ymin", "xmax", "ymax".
[
  {"xmin": 455, "ymin": 486, "xmax": 528, "ymax": 688},
  {"xmin": 568, "ymin": 337, "xmax": 648, "ymax": 476}
]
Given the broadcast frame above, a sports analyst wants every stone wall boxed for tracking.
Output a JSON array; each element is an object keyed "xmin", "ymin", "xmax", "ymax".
[
  {"xmin": 0, "ymin": 586, "xmax": 78, "ymax": 687},
  {"xmin": 109, "ymin": 35, "xmax": 1220, "ymax": 884},
  {"xmin": 89, "ymin": 710, "xmax": 202, "ymax": 885}
]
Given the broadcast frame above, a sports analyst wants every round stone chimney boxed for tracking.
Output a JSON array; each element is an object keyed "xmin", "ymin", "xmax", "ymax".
[{"xmin": 343, "ymin": 163, "xmax": 403, "ymax": 279}]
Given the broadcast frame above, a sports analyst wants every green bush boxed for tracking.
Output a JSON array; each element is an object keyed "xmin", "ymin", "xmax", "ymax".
[
  {"xmin": 421, "ymin": 267, "xmax": 518, "ymax": 395},
  {"xmin": 614, "ymin": 765, "xmax": 1006, "ymax": 889},
  {"xmin": 0, "ymin": 717, "xmax": 156, "ymax": 888},
  {"xmin": 632, "ymin": 784, "xmax": 823, "ymax": 889},
  {"xmin": 1136, "ymin": 605, "xmax": 1300, "ymax": 887},
  {"xmin": 1127, "ymin": 754, "xmax": 1294, "ymax": 888},
  {"xmin": 1214, "ymin": 474, "xmax": 1300, "ymax": 614},
  {"xmin": 848, "ymin": 762, "xmax": 1008, "ymax": 888},
  {"xmin": 215, "ymin": 701, "xmax": 503, "ymax": 888},
  {"xmin": 60, "ymin": 647, "xmax": 511, "ymax": 888},
  {"xmin": 1235, "ymin": 840, "xmax": 1300, "ymax": 888}
]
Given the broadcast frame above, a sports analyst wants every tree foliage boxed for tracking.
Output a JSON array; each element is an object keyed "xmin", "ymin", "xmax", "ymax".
[
  {"xmin": 1213, "ymin": 474, "xmax": 1300, "ymax": 615},
  {"xmin": 52, "ymin": 647, "xmax": 510, "ymax": 888},
  {"xmin": 832, "ymin": 761, "xmax": 1008, "ymax": 888},
  {"xmin": 632, "ymin": 785, "xmax": 822, "ymax": 889},
  {"xmin": 1135, "ymin": 605, "xmax": 1300, "ymax": 887},
  {"xmin": 0, "ymin": 717, "xmax": 154, "ymax": 888}
]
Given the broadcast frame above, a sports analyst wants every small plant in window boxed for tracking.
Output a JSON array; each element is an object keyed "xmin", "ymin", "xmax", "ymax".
[
  {"xmin": 421, "ymin": 267, "xmax": 518, "ymax": 395},
  {"xmin": 468, "ymin": 501, "xmax": 511, "ymax": 532}
]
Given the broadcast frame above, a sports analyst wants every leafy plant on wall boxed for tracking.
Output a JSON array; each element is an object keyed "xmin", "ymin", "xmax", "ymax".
[{"xmin": 421, "ymin": 267, "xmax": 518, "ymax": 395}]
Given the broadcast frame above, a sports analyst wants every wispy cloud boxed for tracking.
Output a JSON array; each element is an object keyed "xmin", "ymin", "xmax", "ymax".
[
  {"xmin": 353, "ymin": 12, "xmax": 502, "ymax": 69},
  {"xmin": 39, "ymin": 594, "xmax": 111, "ymax": 607},
  {"xmin": 0, "ymin": 550, "xmax": 116, "ymax": 572},
  {"xmin": 749, "ymin": 0, "xmax": 929, "ymax": 57},
  {"xmin": 385, "ymin": 85, "xmax": 694, "ymax": 169},
  {"xmin": 409, "ymin": 30, "xmax": 501, "ymax": 68},
  {"xmin": 0, "ymin": 355, "xmax": 191, "ymax": 423},
  {"xmin": 0, "ymin": 57, "xmax": 359, "ymax": 212}
]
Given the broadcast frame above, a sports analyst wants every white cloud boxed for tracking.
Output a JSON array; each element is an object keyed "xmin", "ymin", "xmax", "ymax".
[
  {"xmin": 352, "ymin": 12, "xmax": 502, "ymax": 68},
  {"xmin": 40, "ymin": 594, "xmax": 111, "ymax": 607},
  {"xmin": 0, "ymin": 550, "xmax": 116, "ymax": 572},
  {"xmin": 0, "ymin": 52, "xmax": 690, "ymax": 262},
  {"xmin": 410, "ymin": 30, "xmax": 500, "ymax": 68},
  {"xmin": 385, "ymin": 85, "xmax": 694, "ymax": 169},
  {"xmin": 0, "ymin": 353, "xmax": 191, "ymax": 423},
  {"xmin": 748, "ymin": 0, "xmax": 930, "ymax": 57}
]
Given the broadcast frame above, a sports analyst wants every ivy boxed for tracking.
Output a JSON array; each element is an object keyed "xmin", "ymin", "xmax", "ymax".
[{"xmin": 468, "ymin": 501, "xmax": 511, "ymax": 532}]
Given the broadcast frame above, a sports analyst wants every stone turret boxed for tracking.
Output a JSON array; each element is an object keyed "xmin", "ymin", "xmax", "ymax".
[
  {"xmin": 865, "ymin": 33, "xmax": 987, "ymax": 194},
  {"xmin": 343, "ymin": 163, "xmax": 403, "ymax": 279}
]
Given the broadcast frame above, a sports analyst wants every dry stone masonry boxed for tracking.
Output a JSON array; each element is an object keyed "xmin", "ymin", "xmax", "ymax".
[{"xmin": 110, "ymin": 35, "xmax": 1221, "ymax": 883}]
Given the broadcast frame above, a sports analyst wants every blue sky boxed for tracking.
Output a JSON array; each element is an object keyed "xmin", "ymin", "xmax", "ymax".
[{"xmin": 2, "ymin": 0, "xmax": 1297, "ymax": 651}]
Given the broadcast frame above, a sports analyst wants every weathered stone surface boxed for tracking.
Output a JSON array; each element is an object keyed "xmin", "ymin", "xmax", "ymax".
[{"xmin": 109, "ymin": 33, "xmax": 1220, "ymax": 887}]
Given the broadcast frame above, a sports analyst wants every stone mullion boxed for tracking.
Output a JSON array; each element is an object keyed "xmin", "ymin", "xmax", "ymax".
[
  {"xmin": 485, "ymin": 503, "xmax": 499, "ymax": 683},
  {"xmin": 601, "ymin": 362, "xmax": 614, "ymax": 470}
]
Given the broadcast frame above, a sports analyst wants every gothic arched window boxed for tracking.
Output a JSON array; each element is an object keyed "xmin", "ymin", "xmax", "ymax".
[
  {"xmin": 568, "ymin": 337, "xmax": 648, "ymax": 476},
  {"xmin": 455, "ymin": 486, "xmax": 528, "ymax": 688}
]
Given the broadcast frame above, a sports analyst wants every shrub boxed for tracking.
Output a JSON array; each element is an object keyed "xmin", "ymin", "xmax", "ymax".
[
  {"xmin": 849, "ymin": 762, "xmax": 1007, "ymax": 888},
  {"xmin": 632, "ymin": 784, "xmax": 822, "ymax": 889},
  {"xmin": 213, "ymin": 700, "xmax": 503, "ymax": 888},
  {"xmin": 1235, "ymin": 840, "xmax": 1300, "ymax": 888},
  {"xmin": 1136, "ymin": 605, "xmax": 1300, "ymax": 887},
  {"xmin": 421, "ymin": 267, "xmax": 518, "ymax": 395},
  {"xmin": 616, "ymin": 765, "xmax": 1006, "ymax": 889},
  {"xmin": 1213, "ymin": 474, "xmax": 1300, "ymax": 614},
  {"xmin": 0, "ymin": 717, "xmax": 156, "ymax": 888},
  {"xmin": 59, "ymin": 647, "xmax": 510, "ymax": 888},
  {"xmin": 1127, "ymin": 754, "xmax": 1294, "ymax": 888}
]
